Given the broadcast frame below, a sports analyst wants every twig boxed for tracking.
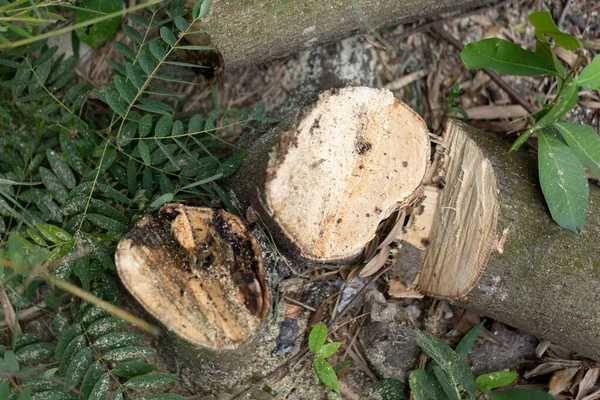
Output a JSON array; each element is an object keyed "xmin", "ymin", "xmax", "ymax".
[
  {"xmin": 0, "ymin": 284, "xmax": 21, "ymax": 334},
  {"xmin": 385, "ymin": 0, "xmax": 513, "ymax": 42},
  {"xmin": 558, "ymin": 0, "xmax": 572, "ymax": 29},
  {"xmin": 431, "ymin": 25, "xmax": 538, "ymax": 116},
  {"xmin": 231, "ymin": 265, "xmax": 394, "ymax": 400}
]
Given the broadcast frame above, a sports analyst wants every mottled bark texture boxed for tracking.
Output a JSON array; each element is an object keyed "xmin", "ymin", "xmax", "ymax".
[
  {"xmin": 185, "ymin": 0, "xmax": 498, "ymax": 74},
  {"xmin": 418, "ymin": 120, "xmax": 600, "ymax": 361}
]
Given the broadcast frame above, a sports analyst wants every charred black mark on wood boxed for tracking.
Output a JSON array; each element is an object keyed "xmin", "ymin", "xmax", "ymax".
[
  {"xmin": 402, "ymin": 161, "xmax": 408, "ymax": 167},
  {"xmin": 356, "ymin": 140, "xmax": 372, "ymax": 155}
]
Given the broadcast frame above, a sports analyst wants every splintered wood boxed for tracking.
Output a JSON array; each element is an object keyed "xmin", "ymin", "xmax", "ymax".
[
  {"xmin": 265, "ymin": 87, "xmax": 430, "ymax": 261},
  {"xmin": 115, "ymin": 204, "xmax": 270, "ymax": 350},
  {"xmin": 416, "ymin": 120, "xmax": 500, "ymax": 300}
]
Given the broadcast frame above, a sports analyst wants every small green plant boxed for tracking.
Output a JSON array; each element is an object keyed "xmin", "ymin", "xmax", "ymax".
[
  {"xmin": 460, "ymin": 11, "xmax": 600, "ymax": 233},
  {"xmin": 308, "ymin": 323, "xmax": 343, "ymax": 394},
  {"xmin": 409, "ymin": 321, "xmax": 554, "ymax": 400},
  {"xmin": 447, "ymin": 82, "xmax": 468, "ymax": 120}
]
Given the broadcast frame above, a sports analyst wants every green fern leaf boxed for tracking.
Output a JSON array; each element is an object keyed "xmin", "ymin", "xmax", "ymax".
[
  {"xmin": 80, "ymin": 361, "xmax": 102, "ymax": 398},
  {"xmin": 15, "ymin": 343, "xmax": 54, "ymax": 364},
  {"xmin": 87, "ymin": 317, "xmax": 126, "ymax": 340},
  {"xmin": 59, "ymin": 335, "xmax": 86, "ymax": 376},
  {"xmin": 173, "ymin": 16, "xmax": 189, "ymax": 32},
  {"xmin": 111, "ymin": 362, "xmax": 156, "ymax": 377},
  {"xmin": 86, "ymin": 214, "xmax": 129, "ymax": 234},
  {"xmin": 88, "ymin": 375, "xmax": 110, "ymax": 400},
  {"xmin": 159, "ymin": 27, "xmax": 177, "ymax": 46},
  {"xmin": 81, "ymin": 307, "xmax": 111, "ymax": 326},
  {"xmin": 93, "ymin": 332, "xmax": 141, "ymax": 350},
  {"xmin": 14, "ymin": 333, "xmax": 42, "ymax": 351},
  {"xmin": 64, "ymin": 347, "xmax": 93, "ymax": 388},
  {"xmin": 124, "ymin": 373, "xmax": 178, "ymax": 390},
  {"xmin": 114, "ymin": 75, "xmax": 137, "ymax": 104},
  {"xmin": 103, "ymin": 346, "xmax": 155, "ymax": 363},
  {"xmin": 122, "ymin": 25, "xmax": 143, "ymax": 44}
]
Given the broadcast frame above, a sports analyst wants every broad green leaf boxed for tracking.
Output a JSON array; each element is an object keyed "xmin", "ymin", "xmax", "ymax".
[
  {"xmin": 312, "ymin": 356, "xmax": 339, "ymax": 394},
  {"xmin": 55, "ymin": 325, "xmax": 83, "ymax": 359},
  {"xmin": 475, "ymin": 371, "xmax": 518, "ymax": 391},
  {"xmin": 122, "ymin": 25, "xmax": 142, "ymax": 43},
  {"xmin": 111, "ymin": 361, "xmax": 157, "ymax": 377},
  {"xmin": 317, "ymin": 342, "xmax": 342, "ymax": 358},
  {"xmin": 509, "ymin": 80, "xmax": 578, "ymax": 152},
  {"xmin": 75, "ymin": 0, "xmax": 122, "ymax": 48},
  {"xmin": 193, "ymin": 0, "xmax": 211, "ymax": 19},
  {"xmin": 433, "ymin": 365, "xmax": 461, "ymax": 400},
  {"xmin": 577, "ymin": 55, "xmax": 600, "ymax": 91},
  {"xmin": 65, "ymin": 347, "xmax": 93, "ymax": 388},
  {"xmin": 59, "ymin": 335, "xmax": 86, "ymax": 376},
  {"xmin": 138, "ymin": 141, "xmax": 151, "ymax": 165},
  {"xmin": 87, "ymin": 213, "xmax": 129, "ymax": 234},
  {"xmin": 39, "ymin": 167, "xmax": 68, "ymax": 204},
  {"xmin": 35, "ymin": 223, "xmax": 72, "ymax": 243},
  {"xmin": 94, "ymin": 332, "xmax": 141, "ymax": 350},
  {"xmin": 139, "ymin": 115, "xmax": 153, "ymax": 137},
  {"xmin": 308, "ymin": 323, "xmax": 327, "ymax": 354},
  {"xmin": 555, "ymin": 122, "xmax": 600, "ymax": 179},
  {"xmin": 160, "ymin": 27, "xmax": 177, "ymax": 46},
  {"xmin": 80, "ymin": 361, "xmax": 103, "ymax": 398},
  {"xmin": 189, "ymin": 114, "xmax": 203, "ymax": 133},
  {"xmin": 123, "ymin": 373, "xmax": 178, "ymax": 390},
  {"xmin": 528, "ymin": 11, "xmax": 580, "ymax": 50},
  {"xmin": 535, "ymin": 40, "xmax": 566, "ymax": 78},
  {"xmin": 155, "ymin": 114, "xmax": 173, "ymax": 137},
  {"xmin": 370, "ymin": 378, "xmax": 405, "ymax": 400},
  {"xmin": 139, "ymin": 45, "xmax": 157, "ymax": 75},
  {"xmin": 455, "ymin": 320, "xmax": 485, "ymax": 359},
  {"xmin": 461, "ymin": 38, "xmax": 557, "ymax": 76},
  {"xmin": 114, "ymin": 75, "xmax": 137, "ymax": 104},
  {"xmin": 3, "ymin": 351, "xmax": 19, "ymax": 373},
  {"xmin": 14, "ymin": 343, "xmax": 54, "ymax": 363},
  {"xmin": 17, "ymin": 385, "xmax": 32, "ymax": 400},
  {"xmin": 538, "ymin": 129, "xmax": 589, "ymax": 232},
  {"xmin": 88, "ymin": 375, "xmax": 110, "ymax": 400},
  {"xmin": 489, "ymin": 388, "xmax": 555, "ymax": 400},
  {"xmin": 148, "ymin": 193, "xmax": 174, "ymax": 211},
  {"xmin": 26, "ymin": 228, "xmax": 47, "ymax": 247},
  {"xmin": 0, "ymin": 382, "xmax": 8, "ymax": 399},
  {"xmin": 114, "ymin": 41, "xmax": 136, "ymax": 61},
  {"xmin": 126, "ymin": 62, "xmax": 145, "ymax": 90},
  {"xmin": 333, "ymin": 360, "xmax": 351, "ymax": 374},
  {"xmin": 46, "ymin": 150, "xmax": 76, "ymax": 189},
  {"xmin": 82, "ymin": 306, "xmax": 110, "ymax": 326},
  {"xmin": 174, "ymin": 16, "xmax": 189, "ymax": 32},
  {"xmin": 34, "ymin": 103, "xmax": 60, "ymax": 117},
  {"xmin": 149, "ymin": 40, "xmax": 167, "ymax": 60},
  {"xmin": 103, "ymin": 346, "xmax": 155, "ymax": 362},
  {"xmin": 100, "ymin": 85, "xmax": 125, "ymax": 115},
  {"xmin": 409, "ymin": 370, "xmax": 448, "ymax": 400},
  {"xmin": 87, "ymin": 317, "xmax": 125, "ymax": 339},
  {"xmin": 14, "ymin": 334, "xmax": 42, "ymax": 351},
  {"xmin": 413, "ymin": 329, "xmax": 476, "ymax": 399}
]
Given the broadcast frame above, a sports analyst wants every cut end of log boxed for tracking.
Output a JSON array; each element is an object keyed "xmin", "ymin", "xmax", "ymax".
[
  {"xmin": 416, "ymin": 120, "xmax": 500, "ymax": 300},
  {"xmin": 115, "ymin": 204, "xmax": 270, "ymax": 350},
  {"xmin": 265, "ymin": 87, "xmax": 431, "ymax": 261}
]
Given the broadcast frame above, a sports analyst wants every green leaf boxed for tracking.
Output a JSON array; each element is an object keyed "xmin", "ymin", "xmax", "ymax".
[
  {"xmin": 82, "ymin": 306, "xmax": 111, "ymax": 326},
  {"xmin": 455, "ymin": 320, "xmax": 485, "ymax": 359},
  {"xmin": 160, "ymin": 27, "xmax": 178, "ymax": 46},
  {"xmin": 124, "ymin": 373, "xmax": 178, "ymax": 390},
  {"xmin": 87, "ymin": 317, "xmax": 125, "ymax": 340},
  {"xmin": 114, "ymin": 75, "xmax": 137, "ymax": 104},
  {"xmin": 94, "ymin": 332, "xmax": 141, "ymax": 350},
  {"xmin": 34, "ymin": 103, "xmax": 60, "ymax": 117},
  {"xmin": 139, "ymin": 45, "xmax": 157, "ymax": 75},
  {"xmin": 100, "ymin": 85, "xmax": 125, "ymax": 116},
  {"xmin": 577, "ymin": 55, "xmax": 600, "ymax": 91},
  {"xmin": 39, "ymin": 167, "xmax": 68, "ymax": 204},
  {"xmin": 80, "ymin": 361, "xmax": 103, "ymax": 398},
  {"xmin": 87, "ymin": 213, "xmax": 129, "ymax": 234},
  {"xmin": 554, "ymin": 122, "xmax": 600, "ymax": 179},
  {"xmin": 26, "ymin": 228, "xmax": 47, "ymax": 247},
  {"xmin": 122, "ymin": 25, "xmax": 142, "ymax": 43},
  {"xmin": 46, "ymin": 150, "xmax": 76, "ymax": 189},
  {"xmin": 138, "ymin": 141, "xmax": 151, "ymax": 165},
  {"xmin": 59, "ymin": 335, "xmax": 86, "ymax": 376},
  {"xmin": 509, "ymin": 81, "xmax": 578, "ymax": 152},
  {"xmin": 193, "ymin": 0, "xmax": 211, "ymax": 19},
  {"xmin": 0, "ymin": 106, "xmax": 11, "ymax": 120},
  {"xmin": 409, "ymin": 370, "xmax": 448, "ymax": 400},
  {"xmin": 489, "ymin": 388, "xmax": 555, "ymax": 400},
  {"xmin": 308, "ymin": 323, "xmax": 327, "ymax": 354},
  {"xmin": 216, "ymin": 150, "xmax": 247, "ymax": 177},
  {"xmin": 312, "ymin": 356, "xmax": 339, "ymax": 394},
  {"xmin": 88, "ymin": 375, "xmax": 110, "ymax": 400},
  {"xmin": 538, "ymin": 129, "xmax": 589, "ymax": 232},
  {"xmin": 14, "ymin": 343, "xmax": 54, "ymax": 364},
  {"xmin": 528, "ymin": 11, "xmax": 580, "ymax": 50},
  {"xmin": 14, "ymin": 334, "xmax": 42, "ymax": 351},
  {"xmin": 35, "ymin": 223, "xmax": 72, "ymax": 243},
  {"xmin": 535, "ymin": 40, "xmax": 567, "ymax": 79},
  {"xmin": 139, "ymin": 115, "xmax": 153, "ymax": 137},
  {"xmin": 333, "ymin": 360, "xmax": 351, "ymax": 374},
  {"xmin": 103, "ymin": 346, "xmax": 155, "ymax": 362},
  {"xmin": 138, "ymin": 395, "xmax": 185, "ymax": 400},
  {"xmin": 110, "ymin": 361, "xmax": 157, "ymax": 377},
  {"xmin": 148, "ymin": 193, "xmax": 174, "ymax": 211},
  {"xmin": 188, "ymin": 114, "xmax": 203, "ymax": 133},
  {"xmin": 433, "ymin": 366, "xmax": 461, "ymax": 400},
  {"xmin": 475, "ymin": 371, "xmax": 518, "ymax": 391},
  {"xmin": 317, "ymin": 342, "xmax": 342, "ymax": 358},
  {"xmin": 149, "ymin": 40, "xmax": 167, "ymax": 60},
  {"xmin": 174, "ymin": 16, "xmax": 189, "ymax": 32},
  {"xmin": 370, "ymin": 378, "xmax": 405, "ymax": 400},
  {"xmin": 413, "ymin": 329, "xmax": 476, "ymax": 399},
  {"xmin": 461, "ymin": 38, "xmax": 557, "ymax": 76},
  {"xmin": 75, "ymin": 0, "xmax": 122, "ymax": 48},
  {"xmin": 65, "ymin": 347, "xmax": 93, "ymax": 388},
  {"xmin": 155, "ymin": 114, "xmax": 173, "ymax": 137},
  {"xmin": 126, "ymin": 62, "xmax": 145, "ymax": 90},
  {"xmin": 55, "ymin": 325, "xmax": 83, "ymax": 359},
  {"xmin": 17, "ymin": 384, "xmax": 32, "ymax": 400}
]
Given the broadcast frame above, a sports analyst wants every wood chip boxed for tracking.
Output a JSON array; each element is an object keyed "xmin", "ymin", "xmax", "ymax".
[
  {"xmin": 550, "ymin": 368, "xmax": 580, "ymax": 396},
  {"xmin": 388, "ymin": 279, "xmax": 424, "ymax": 298},
  {"xmin": 577, "ymin": 368, "xmax": 600, "ymax": 400},
  {"xmin": 461, "ymin": 105, "xmax": 528, "ymax": 120}
]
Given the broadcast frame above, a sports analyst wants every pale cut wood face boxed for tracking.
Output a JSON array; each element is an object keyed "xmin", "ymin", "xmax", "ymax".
[
  {"xmin": 417, "ymin": 120, "xmax": 501, "ymax": 300},
  {"xmin": 264, "ymin": 87, "xmax": 431, "ymax": 261},
  {"xmin": 115, "ymin": 204, "xmax": 270, "ymax": 350}
]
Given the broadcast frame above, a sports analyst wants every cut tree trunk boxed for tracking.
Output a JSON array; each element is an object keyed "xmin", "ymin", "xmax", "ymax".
[
  {"xmin": 414, "ymin": 119, "xmax": 600, "ymax": 361},
  {"xmin": 183, "ymin": 0, "xmax": 498, "ymax": 75}
]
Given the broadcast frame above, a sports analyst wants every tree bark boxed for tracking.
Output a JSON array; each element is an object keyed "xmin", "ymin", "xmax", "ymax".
[
  {"xmin": 416, "ymin": 119, "xmax": 600, "ymax": 361},
  {"xmin": 184, "ymin": 0, "xmax": 498, "ymax": 75}
]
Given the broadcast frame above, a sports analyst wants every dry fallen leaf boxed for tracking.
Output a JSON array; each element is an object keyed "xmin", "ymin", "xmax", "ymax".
[{"xmin": 549, "ymin": 368, "xmax": 580, "ymax": 396}]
